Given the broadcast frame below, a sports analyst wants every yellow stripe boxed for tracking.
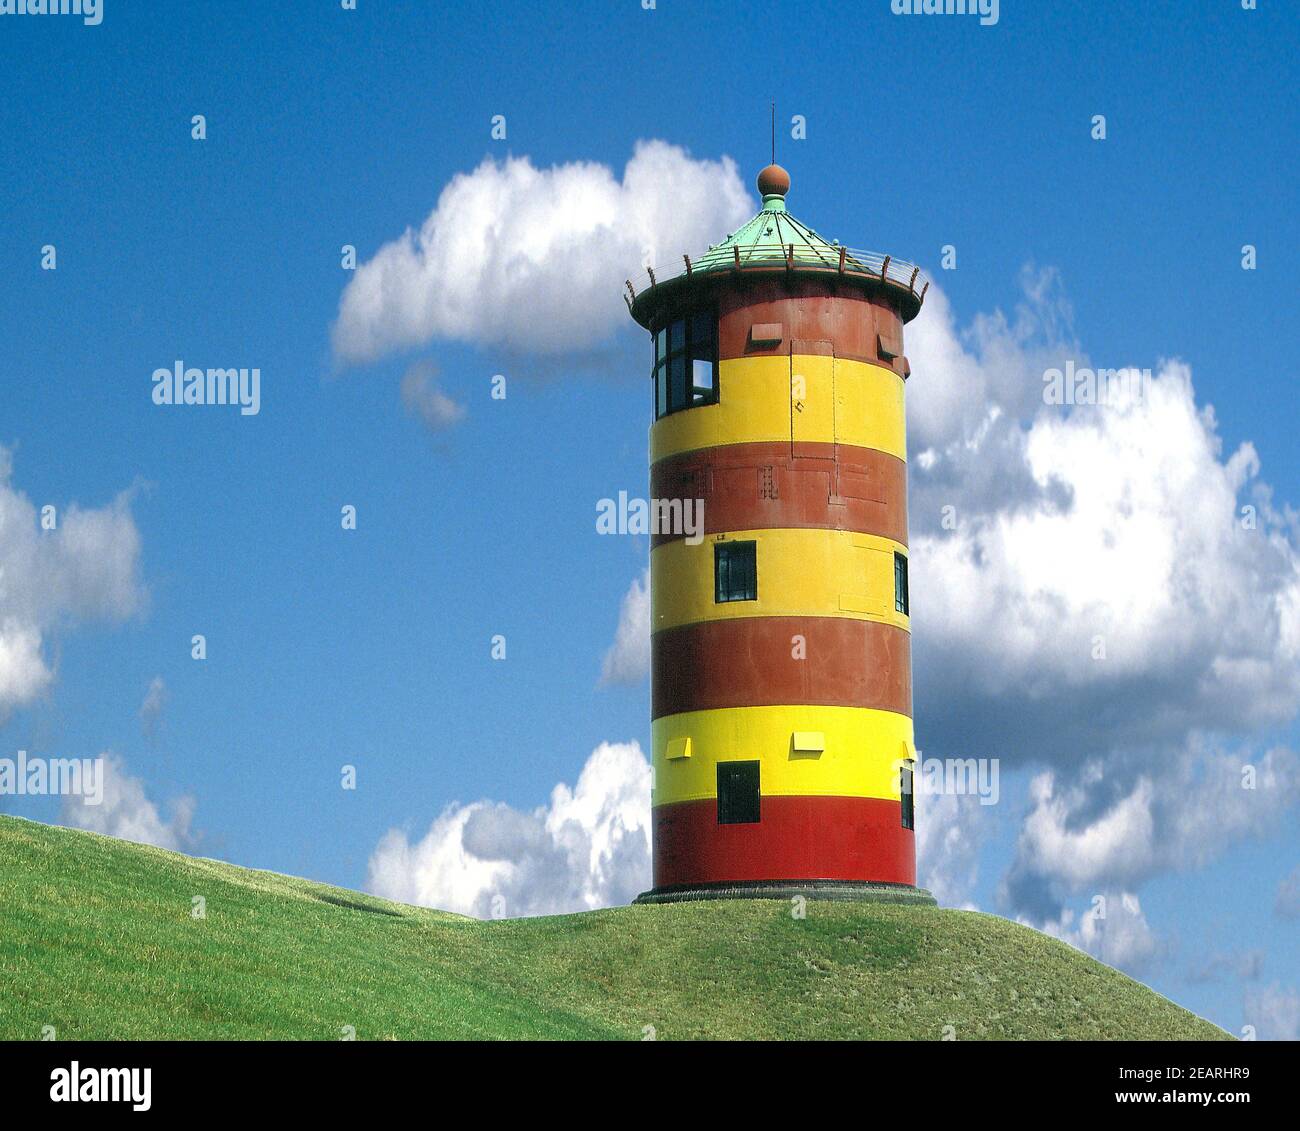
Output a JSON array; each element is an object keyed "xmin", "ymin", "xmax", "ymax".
[
  {"xmin": 651, "ymin": 526, "xmax": 909, "ymax": 632},
  {"xmin": 651, "ymin": 704, "xmax": 914, "ymax": 805},
  {"xmin": 650, "ymin": 354, "xmax": 906, "ymax": 463}
]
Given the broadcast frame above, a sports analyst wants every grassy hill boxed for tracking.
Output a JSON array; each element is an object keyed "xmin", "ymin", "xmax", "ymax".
[{"xmin": 0, "ymin": 815, "xmax": 1229, "ymax": 1040}]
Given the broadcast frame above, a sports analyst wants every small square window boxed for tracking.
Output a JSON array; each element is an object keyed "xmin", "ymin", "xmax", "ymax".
[
  {"xmin": 717, "ymin": 761, "xmax": 760, "ymax": 825},
  {"xmin": 715, "ymin": 541, "xmax": 757, "ymax": 603},
  {"xmin": 894, "ymin": 551, "xmax": 909, "ymax": 615},
  {"xmin": 900, "ymin": 761, "xmax": 915, "ymax": 830}
]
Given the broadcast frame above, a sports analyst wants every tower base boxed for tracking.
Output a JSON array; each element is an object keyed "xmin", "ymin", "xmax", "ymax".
[{"xmin": 634, "ymin": 879, "xmax": 937, "ymax": 907}]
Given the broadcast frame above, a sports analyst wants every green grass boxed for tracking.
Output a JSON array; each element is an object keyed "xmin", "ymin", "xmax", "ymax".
[{"xmin": 0, "ymin": 815, "xmax": 1229, "ymax": 1040}]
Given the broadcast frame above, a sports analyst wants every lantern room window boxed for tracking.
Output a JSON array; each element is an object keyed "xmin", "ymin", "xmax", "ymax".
[{"xmin": 654, "ymin": 311, "xmax": 717, "ymax": 418}]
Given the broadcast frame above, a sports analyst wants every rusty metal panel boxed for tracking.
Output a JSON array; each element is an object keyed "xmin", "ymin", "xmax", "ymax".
[
  {"xmin": 651, "ymin": 616, "xmax": 913, "ymax": 719},
  {"xmin": 650, "ymin": 441, "xmax": 907, "ymax": 547},
  {"xmin": 716, "ymin": 284, "xmax": 903, "ymax": 365}
]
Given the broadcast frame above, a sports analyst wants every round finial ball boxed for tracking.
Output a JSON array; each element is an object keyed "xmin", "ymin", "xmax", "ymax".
[{"xmin": 757, "ymin": 163, "xmax": 790, "ymax": 198}]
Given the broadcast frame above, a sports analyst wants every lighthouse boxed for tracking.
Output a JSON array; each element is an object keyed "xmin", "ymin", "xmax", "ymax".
[{"xmin": 627, "ymin": 164, "xmax": 934, "ymax": 905}]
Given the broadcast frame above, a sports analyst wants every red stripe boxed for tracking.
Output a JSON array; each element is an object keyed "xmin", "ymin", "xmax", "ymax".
[
  {"xmin": 652, "ymin": 616, "xmax": 912, "ymax": 720},
  {"xmin": 649, "ymin": 441, "xmax": 908, "ymax": 549},
  {"xmin": 652, "ymin": 795, "xmax": 915, "ymax": 888},
  {"xmin": 715, "ymin": 284, "xmax": 908, "ymax": 369}
]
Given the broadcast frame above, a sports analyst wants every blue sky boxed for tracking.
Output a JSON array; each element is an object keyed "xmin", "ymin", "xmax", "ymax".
[{"xmin": 1, "ymin": 1, "xmax": 1297, "ymax": 1038}]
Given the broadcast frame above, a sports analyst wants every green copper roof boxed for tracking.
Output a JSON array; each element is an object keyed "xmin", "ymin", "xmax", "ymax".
[
  {"xmin": 625, "ymin": 165, "xmax": 930, "ymax": 327},
  {"xmin": 691, "ymin": 195, "xmax": 848, "ymax": 272}
]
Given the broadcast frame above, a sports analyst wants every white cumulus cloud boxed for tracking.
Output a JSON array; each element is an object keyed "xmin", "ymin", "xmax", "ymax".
[
  {"xmin": 367, "ymin": 740, "xmax": 651, "ymax": 918},
  {"xmin": 908, "ymin": 293, "xmax": 1300, "ymax": 762},
  {"xmin": 600, "ymin": 568, "xmax": 650, "ymax": 686},
  {"xmin": 1002, "ymin": 742, "xmax": 1300, "ymax": 923},
  {"xmin": 1035, "ymin": 890, "xmax": 1162, "ymax": 974},
  {"xmin": 914, "ymin": 783, "xmax": 987, "ymax": 910},
  {"xmin": 0, "ymin": 622, "xmax": 51, "ymax": 714},
  {"xmin": 332, "ymin": 141, "xmax": 753, "ymax": 363},
  {"xmin": 0, "ymin": 448, "xmax": 144, "ymax": 720},
  {"xmin": 896, "ymin": 271, "xmax": 1300, "ymax": 961},
  {"xmin": 60, "ymin": 753, "xmax": 197, "ymax": 853}
]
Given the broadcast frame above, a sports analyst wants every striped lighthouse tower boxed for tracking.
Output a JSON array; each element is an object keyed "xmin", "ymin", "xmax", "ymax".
[{"xmin": 628, "ymin": 164, "xmax": 934, "ymax": 905}]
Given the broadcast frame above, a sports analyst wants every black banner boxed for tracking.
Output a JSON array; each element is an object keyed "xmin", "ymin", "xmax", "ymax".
[{"xmin": 1, "ymin": 1039, "xmax": 1292, "ymax": 1117}]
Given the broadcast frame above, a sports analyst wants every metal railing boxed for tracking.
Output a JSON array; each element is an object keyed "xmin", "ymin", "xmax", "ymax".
[{"xmin": 625, "ymin": 243, "xmax": 929, "ymax": 307}]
